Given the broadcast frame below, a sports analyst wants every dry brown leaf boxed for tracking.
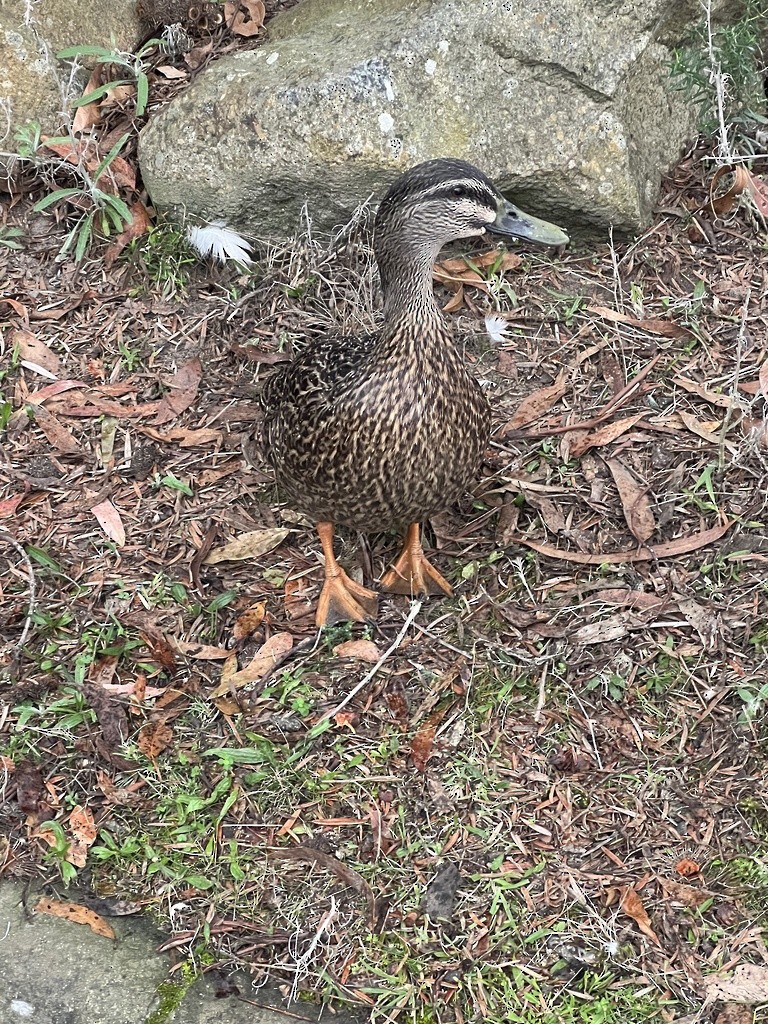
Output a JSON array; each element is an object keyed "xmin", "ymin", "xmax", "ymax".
[
  {"xmin": 709, "ymin": 164, "xmax": 752, "ymax": 216},
  {"xmin": 567, "ymin": 413, "xmax": 648, "ymax": 457},
  {"xmin": 333, "ymin": 639, "xmax": 382, "ymax": 664},
  {"xmin": 704, "ymin": 964, "xmax": 768, "ymax": 1006},
  {"xmin": 284, "ymin": 576, "xmax": 315, "ymax": 619},
  {"xmin": 593, "ymin": 589, "xmax": 667, "ymax": 611},
  {"xmin": 606, "ymin": 458, "xmax": 656, "ymax": 543},
  {"xmin": 29, "ymin": 404, "xmax": 80, "ymax": 454},
  {"xmin": 713, "ymin": 1005, "xmax": 755, "ymax": 1024},
  {"xmin": 675, "ymin": 858, "xmax": 701, "ymax": 877},
  {"xmin": 502, "ymin": 372, "xmax": 568, "ymax": 431},
  {"xmin": 588, "ymin": 304, "xmax": 692, "ymax": 339},
  {"xmin": 41, "ymin": 138, "xmax": 135, "ymax": 192},
  {"xmin": 14, "ymin": 329, "xmax": 63, "ymax": 376},
  {"xmin": 139, "ymin": 425, "xmax": 223, "ymax": 447},
  {"xmin": 156, "ymin": 65, "xmax": 188, "ymax": 80},
  {"xmin": 205, "ymin": 528, "xmax": 289, "ymax": 565},
  {"xmin": 676, "ymin": 595, "xmax": 718, "ymax": 647},
  {"xmin": 225, "ymin": 0, "xmax": 265, "ymax": 35},
  {"xmin": 233, "ymin": 601, "xmax": 266, "ymax": 641},
  {"xmin": 513, "ymin": 519, "xmax": 731, "ymax": 565},
  {"xmin": 572, "ymin": 614, "xmax": 640, "ymax": 646},
  {"xmin": 674, "ymin": 376, "xmax": 737, "ymax": 410},
  {"xmin": 66, "ymin": 804, "xmax": 97, "ymax": 867},
  {"xmin": 104, "ymin": 201, "xmax": 152, "ymax": 267},
  {"xmin": 210, "ymin": 632, "xmax": 294, "ymax": 697},
  {"xmin": 0, "ymin": 494, "xmax": 25, "ymax": 518},
  {"xmin": 618, "ymin": 885, "xmax": 660, "ymax": 945},
  {"xmin": 746, "ymin": 171, "xmax": 768, "ymax": 218},
  {"xmin": 72, "ymin": 67, "xmax": 104, "ymax": 134},
  {"xmin": 139, "ymin": 625, "xmax": 178, "ymax": 673},
  {"xmin": 69, "ymin": 805, "xmax": 97, "ymax": 846},
  {"xmin": 91, "ymin": 499, "xmax": 126, "ymax": 546},
  {"xmin": 138, "ymin": 721, "xmax": 174, "ymax": 759},
  {"xmin": 175, "ymin": 640, "xmax": 231, "ymax": 660},
  {"xmin": 658, "ymin": 877, "xmax": 711, "ymax": 908},
  {"xmin": 154, "ymin": 358, "xmax": 203, "ymax": 425},
  {"xmin": 35, "ymin": 898, "xmax": 115, "ymax": 939},
  {"xmin": 410, "ymin": 707, "xmax": 448, "ymax": 772},
  {"xmin": 678, "ymin": 410, "xmax": 736, "ymax": 452}
]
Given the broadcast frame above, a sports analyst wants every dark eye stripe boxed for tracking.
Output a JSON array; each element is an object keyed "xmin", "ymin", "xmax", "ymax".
[{"xmin": 410, "ymin": 179, "xmax": 498, "ymax": 206}]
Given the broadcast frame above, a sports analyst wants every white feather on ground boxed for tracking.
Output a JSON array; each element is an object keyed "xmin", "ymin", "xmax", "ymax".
[
  {"xmin": 484, "ymin": 314, "xmax": 510, "ymax": 344},
  {"xmin": 186, "ymin": 221, "xmax": 253, "ymax": 265}
]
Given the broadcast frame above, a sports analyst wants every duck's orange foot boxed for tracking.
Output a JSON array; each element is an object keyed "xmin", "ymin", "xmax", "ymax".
[
  {"xmin": 380, "ymin": 523, "xmax": 454, "ymax": 597},
  {"xmin": 316, "ymin": 570, "xmax": 379, "ymax": 627}
]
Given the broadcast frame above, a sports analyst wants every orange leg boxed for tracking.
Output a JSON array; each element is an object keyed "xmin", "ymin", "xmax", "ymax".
[
  {"xmin": 315, "ymin": 522, "xmax": 379, "ymax": 627},
  {"xmin": 380, "ymin": 523, "xmax": 454, "ymax": 597}
]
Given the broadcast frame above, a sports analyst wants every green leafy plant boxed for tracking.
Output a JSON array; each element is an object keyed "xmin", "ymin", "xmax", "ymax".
[
  {"xmin": 670, "ymin": 0, "xmax": 768, "ymax": 155},
  {"xmin": 0, "ymin": 225, "xmax": 24, "ymax": 250},
  {"xmin": 31, "ymin": 131, "xmax": 134, "ymax": 261},
  {"xmin": 57, "ymin": 38, "xmax": 163, "ymax": 118}
]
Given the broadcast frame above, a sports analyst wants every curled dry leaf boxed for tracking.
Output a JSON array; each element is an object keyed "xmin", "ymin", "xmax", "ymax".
[
  {"xmin": 210, "ymin": 632, "xmax": 293, "ymax": 697},
  {"xmin": 606, "ymin": 458, "xmax": 656, "ymax": 543},
  {"xmin": 233, "ymin": 601, "xmax": 266, "ymax": 641},
  {"xmin": 225, "ymin": 0, "xmax": 265, "ymax": 35},
  {"xmin": 618, "ymin": 885, "xmax": 660, "ymax": 945},
  {"xmin": 205, "ymin": 527, "xmax": 289, "ymax": 564},
  {"xmin": 104, "ymin": 201, "xmax": 152, "ymax": 268},
  {"xmin": 35, "ymin": 898, "xmax": 115, "ymax": 939},
  {"xmin": 658, "ymin": 877, "xmax": 711, "ymax": 908},
  {"xmin": 138, "ymin": 721, "xmax": 174, "ymax": 759},
  {"xmin": 139, "ymin": 625, "xmax": 177, "ymax": 673},
  {"xmin": 410, "ymin": 706, "xmax": 448, "ymax": 772},
  {"xmin": 91, "ymin": 499, "xmax": 126, "ymax": 546},
  {"xmin": 333, "ymin": 639, "xmax": 382, "ymax": 664},
  {"xmin": 175, "ymin": 640, "xmax": 231, "ymax": 660}
]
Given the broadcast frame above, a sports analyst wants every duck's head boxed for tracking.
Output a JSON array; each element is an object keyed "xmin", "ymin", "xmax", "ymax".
[{"xmin": 375, "ymin": 158, "xmax": 569, "ymax": 254}]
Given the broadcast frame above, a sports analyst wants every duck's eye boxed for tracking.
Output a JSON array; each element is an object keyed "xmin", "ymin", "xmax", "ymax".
[{"xmin": 451, "ymin": 186, "xmax": 466, "ymax": 198}]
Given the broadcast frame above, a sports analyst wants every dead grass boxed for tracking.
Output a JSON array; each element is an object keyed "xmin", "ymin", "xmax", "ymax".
[{"xmin": 2, "ymin": 135, "xmax": 768, "ymax": 1023}]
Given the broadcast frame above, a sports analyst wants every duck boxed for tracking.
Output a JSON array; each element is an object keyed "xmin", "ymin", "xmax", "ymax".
[{"xmin": 262, "ymin": 158, "xmax": 568, "ymax": 627}]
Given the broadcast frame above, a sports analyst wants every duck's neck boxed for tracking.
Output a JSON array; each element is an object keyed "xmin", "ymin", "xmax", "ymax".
[{"xmin": 375, "ymin": 236, "xmax": 446, "ymax": 332}]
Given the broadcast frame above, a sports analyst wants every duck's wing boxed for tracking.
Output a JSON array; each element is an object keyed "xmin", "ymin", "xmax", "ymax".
[{"xmin": 261, "ymin": 331, "xmax": 378, "ymax": 410}]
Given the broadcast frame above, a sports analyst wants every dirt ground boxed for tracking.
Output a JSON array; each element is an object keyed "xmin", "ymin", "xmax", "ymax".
[{"xmin": 1, "ymin": 11, "xmax": 768, "ymax": 1024}]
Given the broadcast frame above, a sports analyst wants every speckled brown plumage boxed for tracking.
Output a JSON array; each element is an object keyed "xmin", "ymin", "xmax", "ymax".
[{"xmin": 261, "ymin": 159, "xmax": 568, "ymax": 623}]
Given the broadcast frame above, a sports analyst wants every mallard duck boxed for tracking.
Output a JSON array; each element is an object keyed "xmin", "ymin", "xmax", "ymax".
[{"xmin": 263, "ymin": 158, "xmax": 568, "ymax": 626}]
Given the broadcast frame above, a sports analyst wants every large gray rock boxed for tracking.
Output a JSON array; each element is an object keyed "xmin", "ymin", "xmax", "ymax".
[
  {"xmin": 0, "ymin": 0, "xmax": 141, "ymax": 162},
  {"xmin": 139, "ymin": 0, "xmax": 742, "ymax": 239}
]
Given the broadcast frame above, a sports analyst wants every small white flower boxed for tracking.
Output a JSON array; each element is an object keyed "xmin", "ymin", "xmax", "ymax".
[
  {"xmin": 186, "ymin": 220, "xmax": 253, "ymax": 265},
  {"xmin": 484, "ymin": 314, "xmax": 510, "ymax": 344},
  {"xmin": 424, "ymin": 58, "xmax": 437, "ymax": 76}
]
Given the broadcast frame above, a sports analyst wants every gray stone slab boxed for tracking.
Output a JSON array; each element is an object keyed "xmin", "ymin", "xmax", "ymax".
[{"xmin": 0, "ymin": 883, "xmax": 366, "ymax": 1024}]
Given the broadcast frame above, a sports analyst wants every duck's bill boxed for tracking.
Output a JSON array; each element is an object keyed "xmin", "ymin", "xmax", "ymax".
[{"xmin": 489, "ymin": 199, "xmax": 569, "ymax": 247}]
